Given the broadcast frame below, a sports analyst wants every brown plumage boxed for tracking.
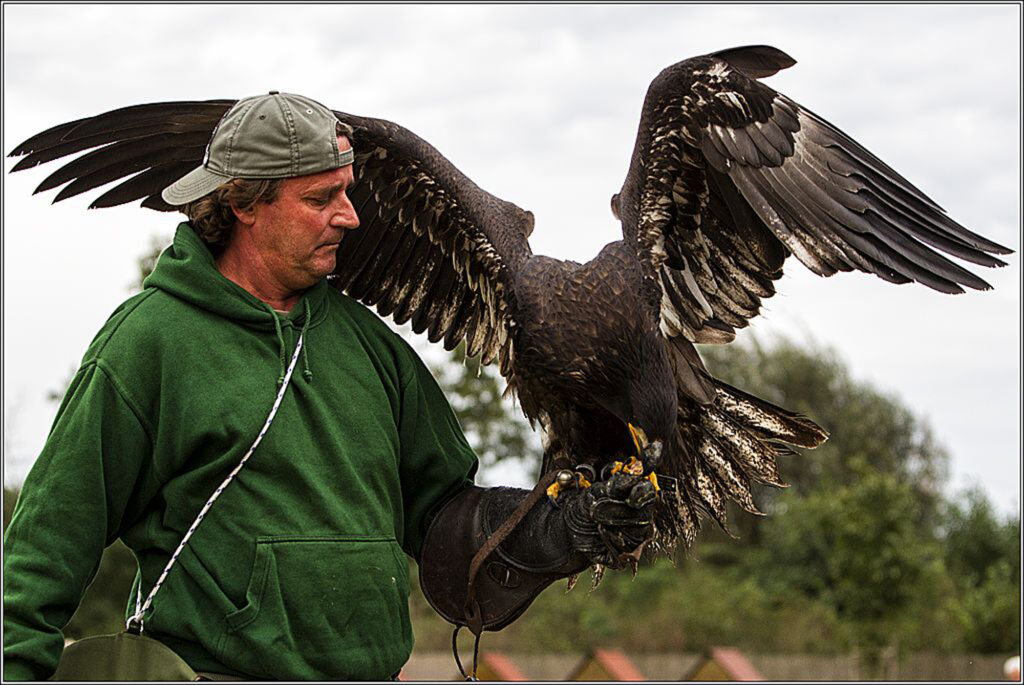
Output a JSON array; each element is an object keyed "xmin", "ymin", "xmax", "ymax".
[{"xmin": 7, "ymin": 45, "xmax": 1012, "ymax": 553}]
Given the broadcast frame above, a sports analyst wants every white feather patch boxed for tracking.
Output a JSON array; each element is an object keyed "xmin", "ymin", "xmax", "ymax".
[{"xmin": 680, "ymin": 258, "xmax": 714, "ymax": 317}]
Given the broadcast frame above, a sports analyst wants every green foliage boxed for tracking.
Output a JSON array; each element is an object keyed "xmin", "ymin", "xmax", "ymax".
[
  {"xmin": 958, "ymin": 560, "xmax": 1020, "ymax": 652},
  {"xmin": 133, "ymin": 235, "xmax": 172, "ymax": 292},
  {"xmin": 942, "ymin": 488, "xmax": 1020, "ymax": 588},
  {"xmin": 753, "ymin": 467, "xmax": 941, "ymax": 662},
  {"xmin": 940, "ymin": 489, "xmax": 1021, "ymax": 652},
  {"xmin": 409, "ymin": 557, "xmax": 852, "ymax": 655}
]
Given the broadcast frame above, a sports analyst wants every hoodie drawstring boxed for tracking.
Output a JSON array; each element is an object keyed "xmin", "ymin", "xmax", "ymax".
[
  {"xmin": 300, "ymin": 298, "xmax": 313, "ymax": 383},
  {"xmin": 266, "ymin": 306, "xmax": 288, "ymax": 387},
  {"xmin": 263, "ymin": 300, "xmax": 313, "ymax": 387}
]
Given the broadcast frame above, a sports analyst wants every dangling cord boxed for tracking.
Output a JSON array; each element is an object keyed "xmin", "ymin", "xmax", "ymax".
[
  {"xmin": 300, "ymin": 298, "xmax": 313, "ymax": 382},
  {"xmin": 126, "ymin": 332, "xmax": 305, "ymax": 633},
  {"xmin": 451, "ymin": 626, "xmax": 482, "ymax": 681},
  {"xmin": 126, "ymin": 581, "xmax": 143, "ymax": 634},
  {"xmin": 265, "ymin": 306, "xmax": 288, "ymax": 387},
  {"xmin": 471, "ymin": 630, "xmax": 481, "ymax": 681},
  {"xmin": 452, "ymin": 626, "xmax": 467, "ymax": 679}
]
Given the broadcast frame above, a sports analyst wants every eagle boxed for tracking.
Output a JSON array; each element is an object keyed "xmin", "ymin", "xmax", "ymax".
[{"xmin": 8, "ymin": 45, "xmax": 1011, "ymax": 558}]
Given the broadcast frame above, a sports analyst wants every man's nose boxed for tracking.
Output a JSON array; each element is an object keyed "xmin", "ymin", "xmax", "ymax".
[{"xmin": 330, "ymin": 197, "xmax": 360, "ymax": 230}]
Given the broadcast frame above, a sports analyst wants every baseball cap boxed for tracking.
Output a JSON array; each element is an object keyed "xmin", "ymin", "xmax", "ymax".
[{"xmin": 162, "ymin": 91, "xmax": 354, "ymax": 205}]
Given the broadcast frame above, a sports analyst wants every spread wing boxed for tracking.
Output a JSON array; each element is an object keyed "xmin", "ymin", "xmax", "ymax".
[
  {"xmin": 616, "ymin": 45, "xmax": 1013, "ymax": 347},
  {"xmin": 614, "ymin": 46, "xmax": 1013, "ymax": 549},
  {"xmin": 330, "ymin": 112, "xmax": 532, "ymax": 372},
  {"xmin": 7, "ymin": 100, "xmax": 237, "ymax": 211},
  {"xmin": 7, "ymin": 101, "xmax": 535, "ymax": 374}
]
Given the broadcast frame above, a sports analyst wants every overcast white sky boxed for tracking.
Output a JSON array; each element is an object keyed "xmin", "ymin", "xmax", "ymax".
[{"xmin": 3, "ymin": 4, "xmax": 1021, "ymax": 514}]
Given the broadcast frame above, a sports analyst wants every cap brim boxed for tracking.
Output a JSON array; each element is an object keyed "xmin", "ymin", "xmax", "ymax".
[{"xmin": 161, "ymin": 165, "xmax": 232, "ymax": 206}]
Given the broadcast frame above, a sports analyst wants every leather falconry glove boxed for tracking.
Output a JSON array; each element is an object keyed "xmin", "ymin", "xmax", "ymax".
[
  {"xmin": 555, "ymin": 468, "xmax": 658, "ymax": 568},
  {"xmin": 418, "ymin": 471, "xmax": 657, "ymax": 633}
]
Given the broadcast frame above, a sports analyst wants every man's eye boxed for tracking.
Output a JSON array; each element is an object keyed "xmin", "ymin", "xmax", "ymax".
[{"xmin": 307, "ymin": 196, "xmax": 329, "ymax": 207}]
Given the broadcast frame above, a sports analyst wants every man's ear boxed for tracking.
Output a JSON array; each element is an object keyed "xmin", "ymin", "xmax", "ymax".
[{"xmin": 232, "ymin": 202, "xmax": 258, "ymax": 227}]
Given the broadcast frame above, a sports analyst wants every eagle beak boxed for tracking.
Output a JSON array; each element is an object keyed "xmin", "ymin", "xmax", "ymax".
[
  {"xmin": 628, "ymin": 422, "xmax": 648, "ymax": 458},
  {"xmin": 625, "ymin": 422, "xmax": 661, "ymax": 493}
]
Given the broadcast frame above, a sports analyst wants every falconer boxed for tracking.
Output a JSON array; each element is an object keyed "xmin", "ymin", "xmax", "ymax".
[{"xmin": 3, "ymin": 92, "xmax": 656, "ymax": 681}]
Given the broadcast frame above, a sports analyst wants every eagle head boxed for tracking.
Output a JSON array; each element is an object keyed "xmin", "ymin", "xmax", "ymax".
[
  {"xmin": 592, "ymin": 328, "xmax": 678, "ymax": 477},
  {"xmin": 623, "ymin": 381, "xmax": 675, "ymax": 475}
]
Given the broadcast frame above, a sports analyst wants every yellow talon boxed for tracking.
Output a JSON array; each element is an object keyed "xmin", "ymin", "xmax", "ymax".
[
  {"xmin": 622, "ymin": 456, "xmax": 644, "ymax": 476},
  {"xmin": 548, "ymin": 472, "xmax": 592, "ymax": 499},
  {"xmin": 610, "ymin": 458, "xmax": 643, "ymax": 477},
  {"xmin": 646, "ymin": 471, "xmax": 660, "ymax": 491}
]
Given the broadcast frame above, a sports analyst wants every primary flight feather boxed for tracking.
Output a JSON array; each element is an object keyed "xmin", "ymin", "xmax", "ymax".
[{"xmin": 9, "ymin": 45, "xmax": 1011, "ymax": 554}]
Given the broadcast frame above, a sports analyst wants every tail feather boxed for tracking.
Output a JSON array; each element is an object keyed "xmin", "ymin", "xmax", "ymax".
[
  {"xmin": 653, "ymin": 479, "xmax": 701, "ymax": 552},
  {"xmin": 698, "ymin": 434, "xmax": 762, "ymax": 515},
  {"xmin": 714, "ymin": 380, "xmax": 827, "ymax": 448},
  {"xmin": 654, "ymin": 486, "xmax": 699, "ymax": 551},
  {"xmin": 768, "ymin": 442, "xmax": 800, "ymax": 459},
  {"xmin": 657, "ymin": 378, "xmax": 827, "ymax": 553},
  {"xmin": 700, "ymin": 405, "xmax": 789, "ymax": 487},
  {"xmin": 688, "ymin": 460, "xmax": 730, "ymax": 532}
]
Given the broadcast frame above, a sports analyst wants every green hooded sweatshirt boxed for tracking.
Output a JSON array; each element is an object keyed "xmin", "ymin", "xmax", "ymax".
[{"xmin": 2, "ymin": 223, "xmax": 478, "ymax": 680}]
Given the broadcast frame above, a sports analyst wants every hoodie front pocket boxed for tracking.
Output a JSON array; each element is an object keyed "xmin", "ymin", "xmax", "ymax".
[{"xmin": 217, "ymin": 535, "xmax": 412, "ymax": 680}]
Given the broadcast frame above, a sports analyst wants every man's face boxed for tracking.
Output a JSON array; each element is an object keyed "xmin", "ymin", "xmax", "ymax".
[{"xmin": 236, "ymin": 136, "xmax": 360, "ymax": 291}]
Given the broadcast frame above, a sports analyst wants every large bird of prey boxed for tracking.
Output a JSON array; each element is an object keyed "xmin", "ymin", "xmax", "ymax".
[{"xmin": 8, "ymin": 45, "xmax": 1011, "ymax": 556}]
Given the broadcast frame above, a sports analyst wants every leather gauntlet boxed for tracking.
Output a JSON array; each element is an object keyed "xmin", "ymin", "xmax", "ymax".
[
  {"xmin": 419, "ymin": 486, "xmax": 590, "ymax": 632},
  {"xmin": 418, "ymin": 474, "xmax": 657, "ymax": 632}
]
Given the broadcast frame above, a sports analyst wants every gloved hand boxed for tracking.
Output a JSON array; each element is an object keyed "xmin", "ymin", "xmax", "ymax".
[
  {"xmin": 556, "ymin": 468, "xmax": 658, "ymax": 568},
  {"xmin": 418, "ymin": 474, "xmax": 657, "ymax": 632}
]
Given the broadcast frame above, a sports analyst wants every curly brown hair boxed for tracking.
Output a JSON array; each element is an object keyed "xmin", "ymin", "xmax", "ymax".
[
  {"xmin": 182, "ymin": 178, "xmax": 283, "ymax": 252},
  {"xmin": 182, "ymin": 122, "xmax": 355, "ymax": 253}
]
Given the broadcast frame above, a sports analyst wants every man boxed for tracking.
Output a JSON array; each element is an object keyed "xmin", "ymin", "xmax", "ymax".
[{"xmin": 3, "ymin": 92, "xmax": 654, "ymax": 680}]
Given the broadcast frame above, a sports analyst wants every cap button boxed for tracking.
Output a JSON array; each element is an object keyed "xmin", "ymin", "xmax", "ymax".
[{"xmin": 268, "ymin": 90, "xmax": 280, "ymax": 95}]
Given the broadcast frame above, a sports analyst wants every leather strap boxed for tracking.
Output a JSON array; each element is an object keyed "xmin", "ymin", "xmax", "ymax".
[{"xmin": 462, "ymin": 469, "xmax": 559, "ymax": 636}]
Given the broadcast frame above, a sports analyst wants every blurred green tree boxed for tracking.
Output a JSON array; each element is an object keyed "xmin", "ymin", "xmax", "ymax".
[
  {"xmin": 133, "ymin": 234, "xmax": 171, "ymax": 291},
  {"xmin": 942, "ymin": 488, "xmax": 1020, "ymax": 586},
  {"xmin": 940, "ymin": 488, "xmax": 1020, "ymax": 652},
  {"xmin": 751, "ymin": 465, "xmax": 944, "ymax": 671}
]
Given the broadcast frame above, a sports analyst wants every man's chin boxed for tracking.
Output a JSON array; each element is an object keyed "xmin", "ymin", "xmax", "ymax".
[{"xmin": 306, "ymin": 252, "xmax": 339, "ymax": 283}]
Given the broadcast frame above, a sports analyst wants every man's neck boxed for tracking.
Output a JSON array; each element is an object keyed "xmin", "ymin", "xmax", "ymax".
[{"xmin": 216, "ymin": 243, "xmax": 303, "ymax": 312}]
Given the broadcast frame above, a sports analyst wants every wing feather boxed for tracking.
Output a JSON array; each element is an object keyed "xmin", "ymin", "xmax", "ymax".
[
  {"xmin": 90, "ymin": 161, "xmax": 200, "ymax": 209},
  {"xmin": 37, "ymin": 132, "xmax": 212, "ymax": 195},
  {"xmin": 8, "ymin": 101, "xmax": 537, "ymax": 375},
  {"xmin": 613, "ymin": 45, "xmax": 1008, "ymax": 549},
  {"xmin": 408, "ymin": 247, "xmax": 446, "ymax": 334}
]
